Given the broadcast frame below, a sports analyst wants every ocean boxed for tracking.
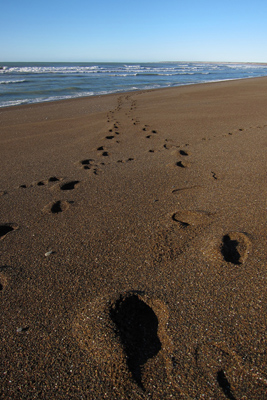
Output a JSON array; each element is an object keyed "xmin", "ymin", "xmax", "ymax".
[{"xmin": 1, "ymin": 61, "xmax": 267, "ymax": 108}]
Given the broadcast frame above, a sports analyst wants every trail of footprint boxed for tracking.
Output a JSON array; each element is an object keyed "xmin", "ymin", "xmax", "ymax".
[
  {"xmin": 78, "ymin": 159, "xmax": 104, "ymax": 174},
  {"xmin": 19, "ymin": 176, "xmax": 61, "ymax": 189}
]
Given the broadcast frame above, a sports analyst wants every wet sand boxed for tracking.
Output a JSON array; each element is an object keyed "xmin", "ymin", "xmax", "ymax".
[{"xmin": 1, "ymin": 77, "xmax": 267, "ymax": 399}]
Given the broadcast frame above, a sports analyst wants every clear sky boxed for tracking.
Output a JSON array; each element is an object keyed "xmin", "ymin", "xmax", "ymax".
[{"xmin": 1, "ymin": 0, "xmax": 267, "ymax": 63}]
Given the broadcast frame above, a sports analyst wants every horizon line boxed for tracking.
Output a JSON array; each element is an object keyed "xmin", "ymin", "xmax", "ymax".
[{"xmin": 1, "ymin": 60, "xmax": 267, "ymax": 65}]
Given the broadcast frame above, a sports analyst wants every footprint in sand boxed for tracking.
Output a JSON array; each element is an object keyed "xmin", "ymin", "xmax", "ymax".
[
  {"xmin": 0, "ymin": 223, "xmax": 19, "ymax": 240},
  {"xmin": 110, "ymin": 293, "xmax": 162, "ymax": 389},
  {"xmin": 203, "ymin": 231, "xmax": 252, "ymax": 266},
  {"xmin": 220, "ymin": 232, "xmax": 252, "ymax": 265},
  {"xmin": 172, "ymin": 210, "xmax": 211, "ymax": 228},
  {"xmin": 195, "ymin": 340, "xmax": 266, "ymax": 399},
  {"xmin": 179, "ymin": 149, "xmax": 191, "ymax": 156},
  {"xmin": 60, "ymin": 180, "xmax": 80, "ymax": 191},
  {"xmin": 79, "ymin": 159, "xmax": 95, "ymax": 170},
  {"xmin": 73, "ymin": 292, "xmax": 173, "ymax": 391},
  {"xmin": 176, "ymin": 161, "xmax": 191, "ymax": 168},
  {"xmin": 43, "ymin": 200, "xmax": 72, "ymax": 214},
  {"xmin": 142, "ymin": 125, "xmax": 149, "ymax": 132},
  {"xmin": 153, "ymin": 211, "xmax": 212, "ymax": 262},
  {"xmin": 96, "ymin": 146, "xmax": 110, "ymax": 157}
]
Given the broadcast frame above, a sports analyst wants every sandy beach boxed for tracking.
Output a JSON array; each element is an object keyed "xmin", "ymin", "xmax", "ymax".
[{"xmin": 1, "ymin": 77, "xmax": 267, "ymax": 399}]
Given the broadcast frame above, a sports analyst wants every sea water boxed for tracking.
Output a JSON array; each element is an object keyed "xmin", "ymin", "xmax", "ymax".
[{"xmin": 1, "ymin": 62, "xmax": 267, "ymax": 108}]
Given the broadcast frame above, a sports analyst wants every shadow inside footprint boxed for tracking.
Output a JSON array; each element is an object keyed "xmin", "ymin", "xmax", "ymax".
[
  {"xmin": 50, "ymin": 201, "xmax": 68, "ymax": 214},
  {"xmin": 0, "ymin": 224, "xmax": 18, "ymax": 240},
  {"xmin": 179, "ymin": 150, "xmax": 189, "ymax": 156},
  {"xmin": 217, "ymin": 370, "xmax": 236, "ymax": 400},
  {"xmin": 221, "ymin": 235, "xmax": 241, "ymax": 264},
  {"xmin": 110, "ymin": 294, "xmax": 161, "ymax": 389},
  {"xmin": 48, "ymin": 176, "xmax": 59, "ymax": 182},
  {"xmin": 60, "ymin": 181, "xmax": 79, "ymax": 191},
  {"xmin": 176, "ymin": 161, "xmax": 190, "ymax": 168}
]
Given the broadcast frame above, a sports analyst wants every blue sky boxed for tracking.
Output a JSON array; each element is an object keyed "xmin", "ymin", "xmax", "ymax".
[{"xmin": 1, "ymin": 0, "xmax": 267, "ymax": 62}]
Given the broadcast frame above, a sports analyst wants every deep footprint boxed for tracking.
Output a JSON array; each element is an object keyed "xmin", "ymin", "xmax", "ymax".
[
  {"xmin": 217, "ymin": 369, "xmax": 237, "ymax": 400},
  {"xmin": 221, "ymin": 232, "xmax": 251, "ymax": 265},
  {"xmin": 179, "ymin": 150, "xmax": 190, "ymax": 156},
  {"xmin": 0, "ymin": 224, "xmax": 18, "ymax": 240},
  {"xmin": 50, "ymin": 200, "xmax": 70, "ymax": 214},
  {"xmin": 110, "ymin": 294, "xmax": 162, "ymax": 389},
  {"xmin": 60, "ymin": 181, "xmax": 80, "ymax": 191}
]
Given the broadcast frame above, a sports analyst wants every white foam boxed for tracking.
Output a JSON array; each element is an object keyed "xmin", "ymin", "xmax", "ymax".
[
  {"xmin": 0, "ymin": 79, "xmax": 27, "ymax": 84},
  {"xmin": 2, "ymin": 62, "xmax": 267, "ymax": 108}
]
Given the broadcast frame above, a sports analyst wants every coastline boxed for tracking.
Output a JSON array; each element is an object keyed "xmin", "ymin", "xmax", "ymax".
[
  {"xmin": 1, "ymin": 76, "xmax": 267, "ymax": 399},
  {"xmin": 0, "ymin": 74, "xmax": 266, "ymax": 112},
  {"xmin": 2, "ymin": 61, "xmax": 267, "ymax": 109}
]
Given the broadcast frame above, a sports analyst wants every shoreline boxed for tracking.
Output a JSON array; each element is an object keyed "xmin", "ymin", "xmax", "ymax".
[
  {"xmin": 1, "ymin": 74, "xmax": 267, "ymax": 111},
  {"xmin": 1, "ymin": 76, "xmax": 267, "ymax": 399}
]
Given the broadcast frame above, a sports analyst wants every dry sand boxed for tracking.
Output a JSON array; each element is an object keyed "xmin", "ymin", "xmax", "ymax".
[{"xmin": 1, "ymin": 77, "xmax": 267, "ymax": 399}]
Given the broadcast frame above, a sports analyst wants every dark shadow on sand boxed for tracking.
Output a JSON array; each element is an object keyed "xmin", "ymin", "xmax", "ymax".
[{"xmin": 110, "ymin": 294, "xmax": 161, "ymax": 389}]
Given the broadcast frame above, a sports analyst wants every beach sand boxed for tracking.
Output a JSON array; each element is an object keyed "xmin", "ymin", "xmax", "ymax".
[{"xmin": 1, "ymin": 77, "xmax": 267, "ymax": 399}]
